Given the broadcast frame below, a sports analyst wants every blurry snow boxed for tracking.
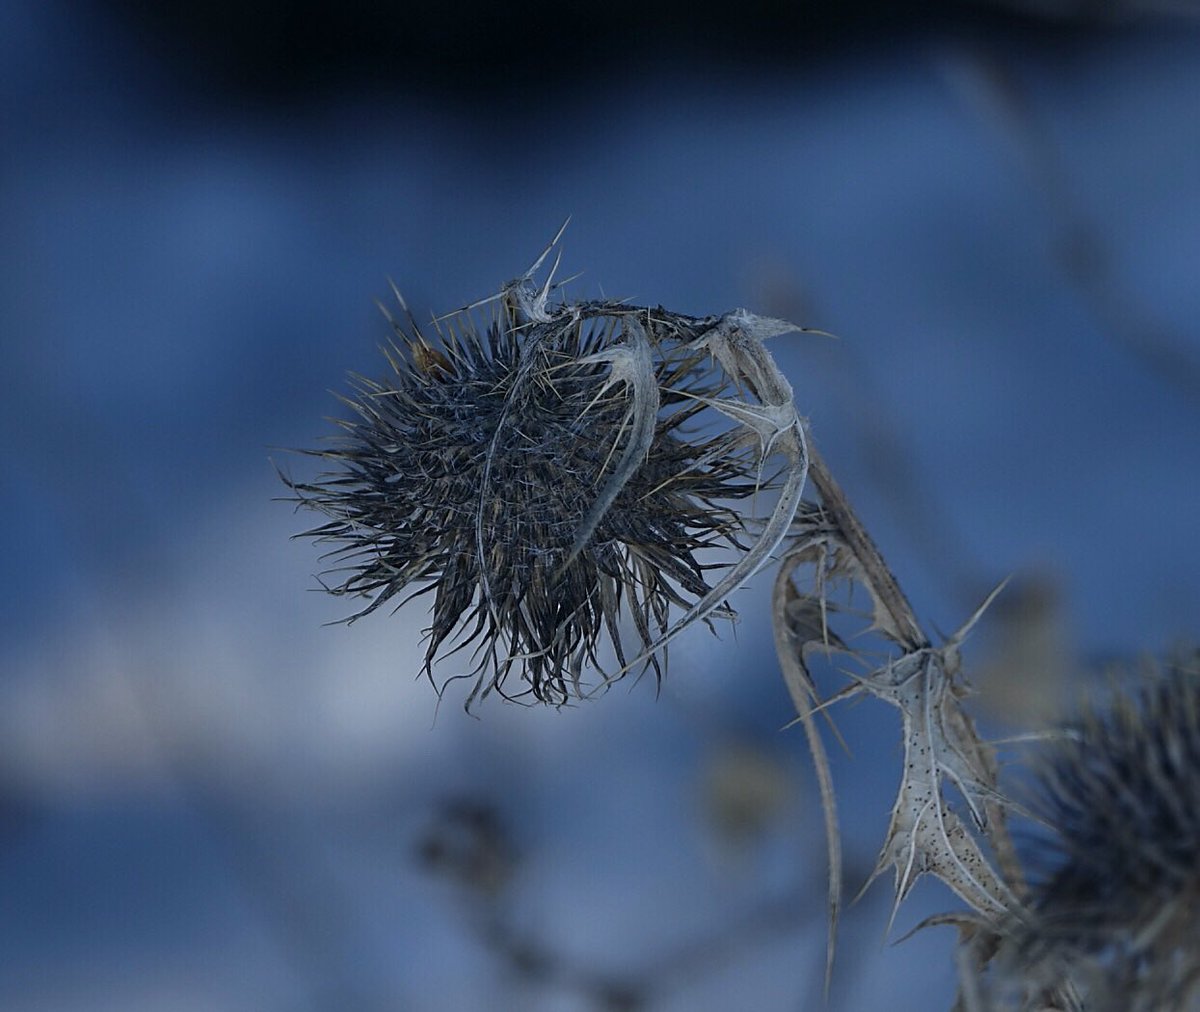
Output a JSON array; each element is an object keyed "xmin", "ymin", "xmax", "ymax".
[{"xmin": 1, "ymin": 2, "xmax": 1197, "ymax": 1009}]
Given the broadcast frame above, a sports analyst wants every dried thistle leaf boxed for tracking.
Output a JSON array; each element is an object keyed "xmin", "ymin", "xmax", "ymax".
[
  {"xmin": 860, "ymin": 646, "xmax": 1017, "ymax": 928},
  {"xmin": 775, "ymin": 457, "xmax": 1020, "ymax": 988},
  {"xmin": 772, "ymin": 545, "xmax": 844, "ymax": 994}
]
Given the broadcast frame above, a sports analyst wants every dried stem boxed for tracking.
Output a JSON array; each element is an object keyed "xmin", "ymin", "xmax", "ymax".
[{"xmin": 804, "ymin": 441, "xmax": 926, "ymax": 651}]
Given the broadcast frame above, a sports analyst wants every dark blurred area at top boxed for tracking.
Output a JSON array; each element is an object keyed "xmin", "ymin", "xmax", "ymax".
[{"xmin": 97, "ymin": 0, "xmax": 1156, "ymax": 108}]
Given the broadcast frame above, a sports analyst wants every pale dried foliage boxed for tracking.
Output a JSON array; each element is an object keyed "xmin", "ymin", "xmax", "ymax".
[
  {"xmin": 772, "ymin": 447, "xmax": 1031, "ymax": 998},
  {"xmin": 770, "ymin": 378, "xmax": 1200, "ymax": 1010}
]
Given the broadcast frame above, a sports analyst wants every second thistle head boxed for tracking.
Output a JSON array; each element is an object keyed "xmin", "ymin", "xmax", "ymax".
[
  {"xmin": 283, "ymin": 237, "xmax": 808, "ymax": 707},
  {"xmin": 1011, "ymin": 652, "xmax": 1200, "ymax": 1010}
]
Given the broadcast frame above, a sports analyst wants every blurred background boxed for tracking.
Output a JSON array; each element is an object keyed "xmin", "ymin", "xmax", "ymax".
[{"xmin": 2, "ymin": 1, "xmax": 1198, "ymax": 1009}]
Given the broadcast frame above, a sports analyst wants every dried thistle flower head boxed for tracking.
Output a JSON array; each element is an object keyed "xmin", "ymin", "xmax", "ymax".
[
  {"xmin": 1011, "ymin": 652, "xmax": 1200, "ymax": 1010},
  {"xmin": 284, "ymin": 233, "xmax": 808, "ymax": 706}
]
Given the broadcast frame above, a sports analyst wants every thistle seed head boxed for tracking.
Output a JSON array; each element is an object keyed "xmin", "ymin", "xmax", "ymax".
[
  {"xmin": 1014, "ymin": 652, "xmax": 1200, "ymax": 1008},
  {"xmin": 284, "ymin": 259, "xmax": 804, "ymax": 707}
]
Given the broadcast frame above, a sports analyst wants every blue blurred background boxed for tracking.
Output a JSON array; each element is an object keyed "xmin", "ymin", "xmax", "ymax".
[{"xmin": 2, "ymin": 1, "xmax": 1198, "ymax": 1009}]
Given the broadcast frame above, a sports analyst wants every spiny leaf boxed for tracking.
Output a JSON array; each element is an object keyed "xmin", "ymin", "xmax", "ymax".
[{"xmin": 859, "ymin": 647, "xmax": 1017, "ymax": 924}]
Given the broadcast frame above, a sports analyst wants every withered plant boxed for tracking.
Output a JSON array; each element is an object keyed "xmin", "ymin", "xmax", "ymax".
[{"xmin": 283, "ymin": 231, "xmax": 1199, "ymax": 1010}]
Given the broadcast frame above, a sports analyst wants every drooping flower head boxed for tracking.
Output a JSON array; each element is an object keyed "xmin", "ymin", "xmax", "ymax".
[{"xmin": 284, "ymin": 234, "xmax": 808, "ymax": 706}]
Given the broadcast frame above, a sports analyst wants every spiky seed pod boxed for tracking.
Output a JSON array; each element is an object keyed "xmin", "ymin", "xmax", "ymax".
[
  {"xmin": 283, "ymin": 261, "xmax": 806, "ymax": 707},
  {"xmin": 1012, "ymin": 653, "xmax": 1200, "ymax": 1010}
]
